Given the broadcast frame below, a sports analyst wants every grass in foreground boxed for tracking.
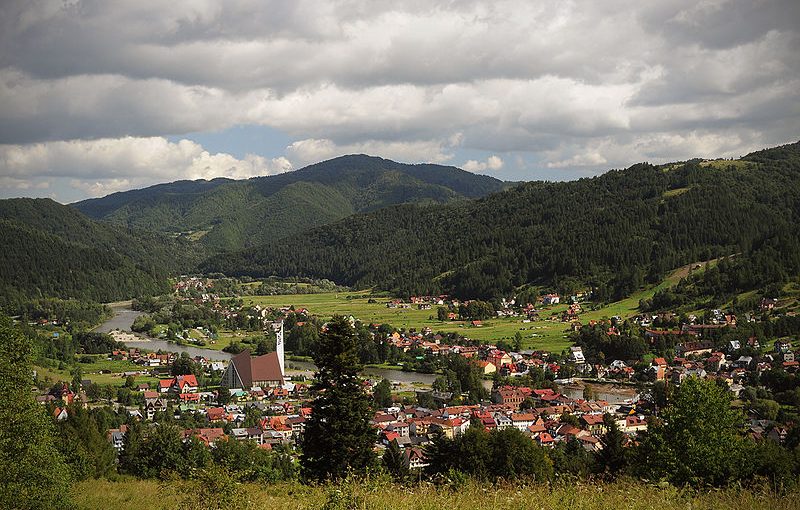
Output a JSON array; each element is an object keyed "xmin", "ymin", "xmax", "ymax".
[{"xmin": 72, "ymin": 477, "xmax": 800, "ymax": 510}]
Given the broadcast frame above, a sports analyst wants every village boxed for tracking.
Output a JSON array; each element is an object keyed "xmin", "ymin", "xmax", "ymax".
[{"xmin": 28, "ymin": 279, "xmax": 800, "ymax": 472}]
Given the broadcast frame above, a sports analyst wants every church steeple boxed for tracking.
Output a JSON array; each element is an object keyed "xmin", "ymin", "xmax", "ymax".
[{"xmin": 272, "ymin": 320, "xmax": 285, "ymax": 378}]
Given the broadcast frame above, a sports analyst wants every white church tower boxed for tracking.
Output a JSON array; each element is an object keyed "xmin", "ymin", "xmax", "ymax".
[{"xmin": 271, "ymin": 320, "xmax": 285, "ymax": 377}]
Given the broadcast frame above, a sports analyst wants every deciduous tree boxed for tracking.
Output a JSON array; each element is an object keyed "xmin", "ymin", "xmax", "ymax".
[
  {"xmin": 634, "ymin": 377, "xmax": 745, "ymax": 486},
  {"xmin": 0, "ymin": 315, "xmax": 73, "ymax": 509}
]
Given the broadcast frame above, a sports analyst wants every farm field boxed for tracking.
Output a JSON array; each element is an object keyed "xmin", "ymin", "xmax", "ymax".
[
  {"xmin": 243, "ymin": 261, "xmax": 707, "ymax": 352},
  {"xmin": 245, "ymin": 291, "xmax": 573, "ymax": 352}
]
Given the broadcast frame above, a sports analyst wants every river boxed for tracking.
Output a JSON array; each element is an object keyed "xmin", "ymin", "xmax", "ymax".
[
  {"xmin": 94, "ymin": 302, "xmax": 143, "ymax": 333},
  {"xmin": 95, "ymin": 305, "xmax": 635, "ymax": 402},
  {"xmin": 94, "ymin": 303, "xmax": 233, "ymax": 361},
  {"xmin": 287, "ymin": 360, "xmax": 439, "ymax": 386}
]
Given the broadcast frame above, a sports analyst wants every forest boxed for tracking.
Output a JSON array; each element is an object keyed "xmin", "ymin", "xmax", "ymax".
[
  {"xmin": 2, "ymin": 142, "xmax": 799, "ymax": 317},
  {"xmin": 203, "ymin": 142, "xmax": 800, "ymax": 302},
  {"xmin": 0, "ymin": 198, "xmax": 197, "ymax": 310}
]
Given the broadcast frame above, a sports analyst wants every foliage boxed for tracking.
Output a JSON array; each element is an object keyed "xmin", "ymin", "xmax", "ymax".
[
  {"xmin": 0, "ymin": 198, "xmax": 196, "ymax": 308},
  {"xmin": 70, "ymin": 476, "xmax": 800, "ymax": 510},
  {"xmin": 595, "ymin": 414, "xmax": 627, "ymax": 479},
  {"xmin": 549, "ymin": 437, "xmax": 595, "ymax": 479},
  {"xmin": 74, "ymin": 331, "xmax": 122, "ymax": 354},
  {"xmin": 382, "ymin": 439, "xmax": 409, "ymax": 481},
  {"xmin": 0, "ymin": 315, "xmax": 74, "ymax": 509},
  {"xmin": 424, "ymin": 427, "xmax": 553, "ymax": 482},
  {"xmin": 171, "ymin": 353, "xmax": 202, "ymax": 376},
  {"xmin": 56, "ymin": 406, "xmax": 117, "ymax": 480},
  {"xmin": 75, "ymin": 154, "xmax": 506, "ymax": 252},
  {"xmin": 301, "ymin": 315, "xmax": 377, "ymax": 481},
  {"xmin": 373, "ymin": 377, "xmax": 393, "ymax": 408},
  {"xmin": 118, "ymin": 422, "xmax": 192, "ymax": 479},
  {"xmin": 14, "ymin": 298, "xmax": 110, "ymax": 329},
  {"xmin": 212, "ymin": 437, "xmax": 294, "ymax": 482},
  {"xmin": 634, "ymin": 377, "xmax": 746, "ymax": 486},
  {"xmin": 180, "ymin": 464, "xmax": 249, "ymax": 510}
]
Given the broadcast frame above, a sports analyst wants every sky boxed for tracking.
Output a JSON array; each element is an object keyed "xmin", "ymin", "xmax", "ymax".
[{"xmin": 0, "ymin": 0, "xmax": 798, "ymax": 203}]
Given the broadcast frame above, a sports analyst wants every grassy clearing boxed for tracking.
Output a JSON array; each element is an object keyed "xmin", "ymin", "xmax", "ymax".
[
  {"xmin": 581, "ymin": 260, "xmax": 722, "ymax": 323},
  {"xmin": 662, "ymin": 186, "xmax": 691, "ymax": 198},
  {"xmin": 85, "ymin": 372, "xmax": 161, "ymax": 387},
  {"xmin": 185, "ymin": 230, "xmax": 209, "ymax": 241},
  {"xmin": 35, "ymin": 356, "xmax": 158, "ymax": 387},
  {"xmin": 216, "ymin": 260, "xmax": 717, "ymax": 354},
  {"xmin": 76, "ymin": 356, "xmax": 141, "ymax": 374},
  {"xmin": 198, "ymin": 329, "xmax": 258, "ymax": 351},
  {"xmin": 33, "ymin": 364, "xmax": 71, "ymax": 383},
  {"xmin": 71, "ymin": 478, "xmax": 800, "ymax": 510},
  {"xmin": 699, "ymin": 159, "xmax": 752, "ymax": 170}
]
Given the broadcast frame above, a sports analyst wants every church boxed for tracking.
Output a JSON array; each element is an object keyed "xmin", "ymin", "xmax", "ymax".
[{"xmin": 220, "ymin": 321, "xmax": 285, "ymax": 389}]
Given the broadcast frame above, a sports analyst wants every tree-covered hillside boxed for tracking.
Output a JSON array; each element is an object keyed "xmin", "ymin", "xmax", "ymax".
[
  {"xmin": 73, "ymin": 155, "xmax": 507, "ymax": 252},
  {"xmin": 202, "ymin": 142, "xmax": 800, "ymax": 301},
  {"xmin": 0, "ymin": 198, "xmax": 195, "ymax": 309}
]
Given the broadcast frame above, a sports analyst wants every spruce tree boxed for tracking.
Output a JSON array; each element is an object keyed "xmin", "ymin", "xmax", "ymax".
[
  {"xmin": 301, "ymin": 316, "xmax": 376, "ymax": 481},
  {"xmin": 382, "ymin": 439, "xmax": 409, "ymax": 481},
  {"xmin": 373, "ymin": 378, "xmax": 393, "ymax": 408},
  {"xmin": 596, "ymin": 413, "xmax": 627, "ymax": 478}
]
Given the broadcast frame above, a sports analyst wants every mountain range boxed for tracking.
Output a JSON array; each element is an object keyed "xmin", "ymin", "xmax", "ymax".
[
  {"xmin": 202, "ymin": 142, "xmax": 800, "ymax": 300},
  {"xmin": 73, "ymin": 155, "xmax": 507, "ymax": 252},
  {"xmin": 2, "ymin": 143, "xmax": 799, "ymax": 309}
]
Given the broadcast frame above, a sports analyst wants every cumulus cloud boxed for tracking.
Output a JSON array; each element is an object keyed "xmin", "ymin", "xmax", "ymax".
[
  {"xmin": 285, "ymin": 137, "xmax": 459, "ymax": 168},
  {"xmin": 462, "ymin": 156, "xmax": 504, "ymax": 173},
  {"xmin": 0, "ymin": 137, "xmax": 292, "ymax": 200},
  {"xmin": 0, "ymin": 0, "xmax": 797, "ymax": 197}
]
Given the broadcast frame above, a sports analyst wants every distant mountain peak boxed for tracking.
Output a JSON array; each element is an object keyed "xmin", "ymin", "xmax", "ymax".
[{"xmin": 71, "ymin": 155, "xmax": 507, "ymax": 252}]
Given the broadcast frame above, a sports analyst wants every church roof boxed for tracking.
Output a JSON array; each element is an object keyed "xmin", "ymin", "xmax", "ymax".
[{"xmin": 230, "ymin": 350, "xmax": 283, "ymax": 387}]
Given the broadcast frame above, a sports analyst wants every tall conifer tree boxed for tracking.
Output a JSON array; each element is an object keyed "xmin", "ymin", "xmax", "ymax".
[{"xmin": 301, "ymin": 316, "xmax": 375, "ymax": 481}]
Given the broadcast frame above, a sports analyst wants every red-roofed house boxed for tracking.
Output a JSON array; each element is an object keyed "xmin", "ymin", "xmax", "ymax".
[
  {"xmin": 185, "ymin": 428, "xmax": 226, "ymax": 447},
  {"xmin": 174, "ymin": 374, "xmax": 198, "ymax": 394},
  {"xmin": 621, "ymin": 415, "xmax": 648, "ymax": 434},
  {"xmin": 206, "ymin": 407, "xmax": 228, "ymax": 422},
  {"xmin": 492, "ymin": 386, "xmax": 527, "ymax": 410},
  {"xmin": 158, "ymin": 379, "xmax": 172, "ymax": 393},
  {"xmin": 580, "ymin": 413, "xmax": 607, "ymax": 434},
  {"xmin": 473, "ymin": 360, "xmax": 496, "ymax": 375},
  {"xmin": 487, "ymin": 350, "xmax": 512, "ymax": 369},
  {"xmin": 536, "ymin": 432, "xmax": 555, "ymax": 447},
  {"xmin": 405, "ymin": 447, "xmax": 428, "ymax": 470},
  {"xmin": 511, "ymin": 413, "xmax": 536, "ymax": 431}
]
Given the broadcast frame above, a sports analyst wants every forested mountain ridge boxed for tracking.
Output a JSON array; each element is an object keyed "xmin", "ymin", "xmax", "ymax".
[
  {"xmin": 201, "ymin": 141, "xmax": 800, "ymax": 301},
  {"xmin": 0, "ymin": 198, "xmax": 196, "ymax": 308},
  {"xmin": 72, "ymin": 155, "xmax": 507, "ymax": 251}
]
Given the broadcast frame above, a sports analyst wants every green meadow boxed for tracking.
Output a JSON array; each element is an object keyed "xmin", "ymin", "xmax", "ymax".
[
  {"xmin": 241, "ymin": 261, "xmax": 707, "ymax": 353},
  {"xmin": 244, "ymin": 291, "xmax": 571, "ymax": 352}
]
